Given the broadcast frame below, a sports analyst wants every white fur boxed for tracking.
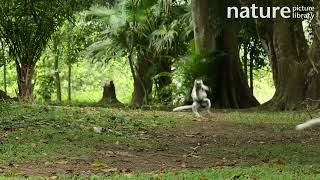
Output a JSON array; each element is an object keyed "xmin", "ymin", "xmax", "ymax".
[
  {"xmin": 296, "ymin": 118, "xmax": 320, "ymax": 130},
  {"xmin": 173, "ymin": 105, "xmax": 193, "ymax": 112},
  {"xmin": 173, "ymin": 80, "xmax": 211, "ymax": 117}
]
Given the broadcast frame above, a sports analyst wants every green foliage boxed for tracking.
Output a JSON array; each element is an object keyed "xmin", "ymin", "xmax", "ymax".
[
  {"xmin": 0, "ymin": 0, "xmax": 276, "ymax": 105},
  {"xmin": 86, "ymin": 0, "xmax": 192, "ymax": 104},
  {"xmin": 35, "ymin": 58, "xmax": 55, "ymax": 102},
  {"xmin": 0, "ymin": 62, "xmax": 17, "ymax": 96},
  {"xmin": 30, "ymin": 10, "xmax": 117, "ymax": 103},
  {"xmin": 239, "ymin": 19, "xmax": 267, "ymax": 70},
  {"xmin": 0, "ymin": 42, "xmax": 8, "ymax": 67},
  {"xmin": 0, "ymin": 0, "xmax": 87, "ymax": 65},
  {"xmin": 0, "ymin": 0, "xmax": 102, "ymax": 98},
  {"xmin": 64, "ymin": 59, "xmax": 133, "ymax": 103},
  {"xmin": 36, "ymin": 74, "xmax": 55, "ymax": 102},
  {"xmin": 0, "ymin": 0, "xmax": 276, "ymax": 104},
  {"xmin": 32, "ymin": 56, "xmax": 133, "ymax": 103},
  {"xmin": 173, "ymin": 43, "xmax": 223, "ymax": 103},
  {"xmin": 63, "ymin": 19, "xmax": 93, "ymax": 65},
  {"xmin": 50, "ymin": 13, "xmax": 101, "ymax": 66}
]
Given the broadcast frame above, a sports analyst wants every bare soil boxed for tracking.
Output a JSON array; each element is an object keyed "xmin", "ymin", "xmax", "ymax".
[{"xmin": 5, "ymin": 116, "xmax": 320, "ymax": 177}]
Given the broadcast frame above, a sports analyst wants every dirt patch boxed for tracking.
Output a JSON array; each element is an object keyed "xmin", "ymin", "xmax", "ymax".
[{"xmin": 4, "ymin": 117, "xmax": 320, "ymax": 177}]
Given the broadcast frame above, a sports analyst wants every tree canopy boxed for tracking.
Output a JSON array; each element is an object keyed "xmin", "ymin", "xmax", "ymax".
[{"xmin": 0, "ymin": 0, "xmax": 318, "ymax": 110}]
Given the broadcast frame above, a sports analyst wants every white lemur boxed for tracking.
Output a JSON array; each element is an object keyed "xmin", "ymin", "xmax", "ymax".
[
  {"xmin": 296, "ymin": 118, "xmax": 320, "ymax": 130},
  {"xmin": 173, "ymin": 79, "xmax": 211, "ymax": 117}
]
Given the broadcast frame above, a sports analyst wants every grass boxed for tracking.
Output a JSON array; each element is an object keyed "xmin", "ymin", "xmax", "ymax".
[
  {"xmin": 0, "ymin": 101, "xmax": 320, "ymax": 179},
  {"xmin": 5, "ymin": 165, "xmax": 320, "ymax": 179},
  {"xmin": 0, "ymin": 102, "xmax": 180, "ymax": 163},
  {"xmin": 101, "ymin": 165, "xmax": 320, "ymax": 180}
]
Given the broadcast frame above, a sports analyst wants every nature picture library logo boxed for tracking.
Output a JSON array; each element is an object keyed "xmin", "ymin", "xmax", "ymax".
[{"xmin": 227, "ymin": 4, "xmax": 315, "ymax": 19}]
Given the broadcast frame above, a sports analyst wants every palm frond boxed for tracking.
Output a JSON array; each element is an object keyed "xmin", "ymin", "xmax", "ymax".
[
  {"xmin": 86, "ymin": 38, "xmax": 125, "ymax": 62},
  {"xmin": 87, "ymin": 6, "xmax": 114, "ymax": 17},
  {"xmin": 149, "ymin": 20, "xmax": 178, "ymax": 54}
]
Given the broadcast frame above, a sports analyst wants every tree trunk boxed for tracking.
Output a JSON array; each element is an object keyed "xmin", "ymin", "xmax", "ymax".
[
  {"xmin": 3, "ymin": 62, "xmax": 7, "ymax": 94},
  {"xmin": 154, "ymin": 58, "xmax": 172, "ymax": 104},
  {"xmin": 243, "ymin": 46, "xmax": 248, "ymax": 82},
  {"xmin": 132, "ymin": 77, "xmax": 144, "ymax": 106},
  {"xmin": 302, "ymin": 1, "xmax": 320, "ymax": 108},
  {"xmin": 259, "ymin": 1, "xmax": 320, "ymax": 110},
  {"xmin": 191, "ymin": 0, "xmax": 215, "ymax": 54},
  {"xmin": 131, "ymin": 56, "xmax": 153, "ymax": 106},
  {"xmin": 236, "ymin": 0, "xmax": 320, "ymax": 110},
  {"xmin": 192, "ymin": 0, "xmax": 259, "ymax": 108},
  {"xmin": 214, "ymin": 23, "xmax": 259, "ymax": 108},
  {"xmin": 53, "ymin": 38, "xmax": 62, "ymax": 103},
  {"xmin": 249, "ymin": 51, "xmax": 254, "ymax": 94},
  {"xmin": 54, "ymin": 57, "xmax": 62, "ymax": 103},
  {"xmin": 67, "ymin": 64, "xmax": 72, "ymax": 103},
  {"xmin": 256, "ymin": 18, "xmax": 278, "ymax": 89},
  {"xmin": 265, "ymin": 18, "xmax": 308, "ymax": 109},
  {"xmin": 15, "ymin": 61, "xmax": 35, "ymax": 101}
]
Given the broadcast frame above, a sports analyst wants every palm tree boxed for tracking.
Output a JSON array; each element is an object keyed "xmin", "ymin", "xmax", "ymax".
[{"xmin": 86, "ymin": 0, "xmax": 191, "ymax": 106}]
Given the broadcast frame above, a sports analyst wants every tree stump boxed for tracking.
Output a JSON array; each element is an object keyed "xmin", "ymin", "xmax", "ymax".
[
  {"xmin": 99, "ymin": 81, "xmax": 122, "ymax": 105},
  {"xmin": 0, "ymin": 90, "xmax": 14, "ymax": 100}
]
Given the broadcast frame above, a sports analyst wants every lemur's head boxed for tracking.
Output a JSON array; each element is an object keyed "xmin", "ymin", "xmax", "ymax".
[{"xmin": 194, "ymin": 79, "xmax": 203, "ymax": 89}]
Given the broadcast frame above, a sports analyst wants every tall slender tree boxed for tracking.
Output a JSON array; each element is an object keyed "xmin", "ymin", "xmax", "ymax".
[
  {"xmin": 3, "ymin": 62, "xmax": 7, "ymax": 94},
  {"xmin": 51, "ymin": 34, "xmax": 62, "ymax": 103},
  {"xmin": 0, "ymin": 45, "xmax": 7, "ymax": 94}
]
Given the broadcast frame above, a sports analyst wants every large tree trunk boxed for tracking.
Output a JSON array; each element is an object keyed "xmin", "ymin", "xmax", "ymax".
[
  {"xmin": 301, "ymin": 2, "xmax": 320, "ymax": 107},
  {"xmin": 191, "ymin": 0, "xmax": 215, "ymax": 54},
  {"xmin": 256, "ymin": 1, "xmax": 320, "ymax": 110},
  {"xmin": 214, "ymin": 22, "xmax": 259, "ymax": 108},
  {"xmin": 15, "ymin": 60, "xmax": 35, "ymax": 101},
  {"xmin": 267, "ymin": 18, "xmax": 307, "ymax": 109},
  {"xmin": 192, "ymin": 0, "xmax": 259, "ymax": 108},
  {"xmin": 237, "ymin": 0, "xmax": 320, "ymax": 110},
  {"xmin": 131, "ymin": 56, "xmax": 153, "ymax": 106}
]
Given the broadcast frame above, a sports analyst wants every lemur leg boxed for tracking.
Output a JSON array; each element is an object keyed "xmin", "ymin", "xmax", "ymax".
[
  {"xmin": 192, "ymin": 101, "xmax": 201, "ymax": 117},
  {"xmin": 203, "ymin": 98, "xmax": 212, "ymax": 115}
]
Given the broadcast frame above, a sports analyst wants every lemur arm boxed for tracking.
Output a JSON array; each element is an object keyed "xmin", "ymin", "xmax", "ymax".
[{"xmin": 202, "ymin": 84, "xmax": 210, "ymax": 92}]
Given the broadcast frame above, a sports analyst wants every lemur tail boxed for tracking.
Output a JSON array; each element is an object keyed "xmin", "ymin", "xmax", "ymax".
[
  {"xmin": 296, "ymin": 118, "xmax": 320, "ymax": 130},
  {"xmin": 173, "ymin": 105, "xmax": 193, "ymax": 112}
]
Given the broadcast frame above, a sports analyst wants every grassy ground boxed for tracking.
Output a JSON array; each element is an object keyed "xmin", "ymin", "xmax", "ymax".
[{"xmin": 0, "ymin": 102, "xmax": 320, "ymax": 179}]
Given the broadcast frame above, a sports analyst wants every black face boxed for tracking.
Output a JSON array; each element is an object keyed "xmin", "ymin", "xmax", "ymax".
[{"xmin": 195, "ymin": 80, "xmax": 202, "ymax": 88}]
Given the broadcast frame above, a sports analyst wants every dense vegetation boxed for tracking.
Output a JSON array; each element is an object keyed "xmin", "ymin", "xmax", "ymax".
[
  {"xmin": 0, "ymin": 0, "xmax": 279, "ymax": 107},
  {"xmin": 0, "ymin": 0, "xmax": 319, "ymax": 178}
]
